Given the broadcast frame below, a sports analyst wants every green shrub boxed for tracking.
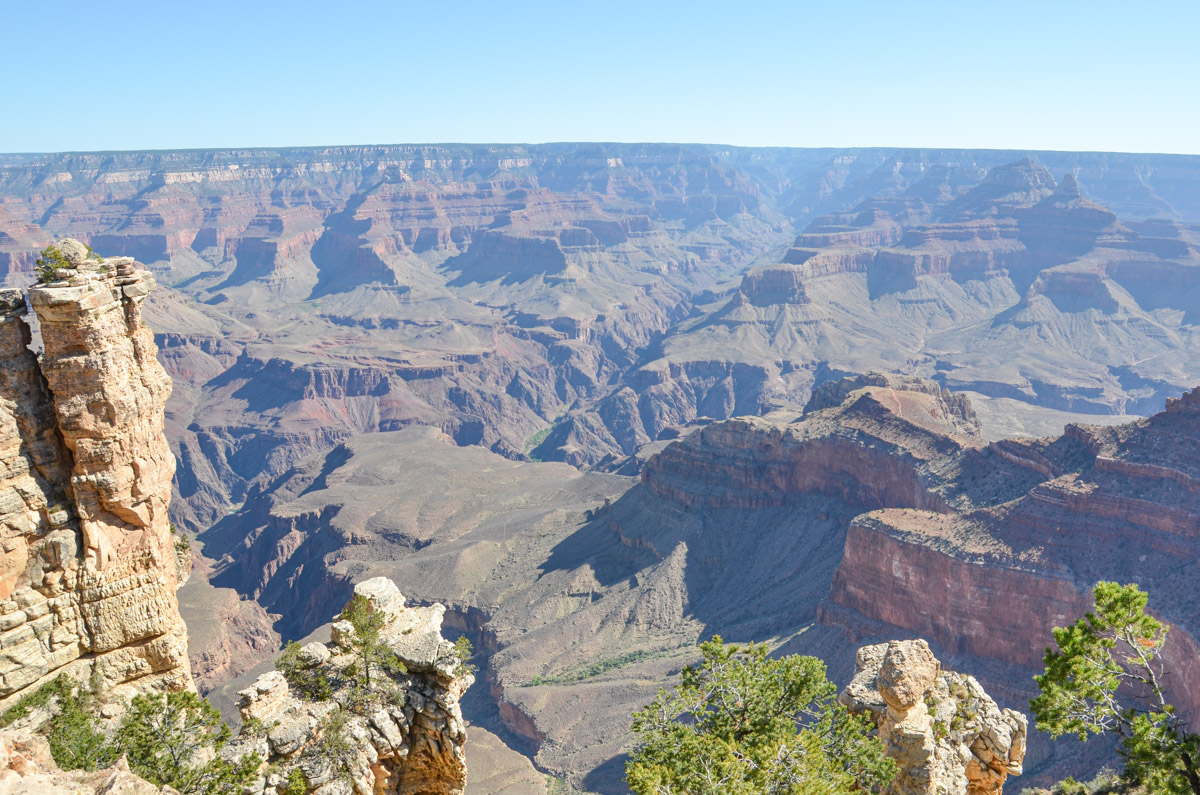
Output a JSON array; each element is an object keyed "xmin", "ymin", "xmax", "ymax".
[
  {"xmin": 525, "ymin": 425, "xmax": 556, "ymax": 460},
  {"xmin": 524, "ymin": 649, "xmax": 660, "ymax": 686},
  {"xmin": 277, "ymin": 641, "xmax": 333, "ymax": 701},
  {"xmin": 34, "ymin": 245, "xmax": 69, "ymax": 284},
  {"xmin": 1, "ymin": 676, "xmax": 113, "ymax": 771},
  {"xmin": 1020, "ymin": 770, "xmax": 1126, "ymax": 794},
  {"xmin": 0, "ymin": 675, "xmax": 73, "ymax": 727},
  {"xmin": 311, "ymin": 707, "xmax": 357, "ymax": 785},
  {"xmin": 282, "ymin": 766, "xmax": 308, "ymax": 795},
  {"xmin": 45, "ymin": 683, "xmax": 114, "ymax": 772},
  {"xmin": 1032, "ymin": 582, "xmax": 1200, "ymax": 794},
  {"xmin": 239, "ymin": 716, "xmax": 267, "ymax": 737},
  {"xmin": 452, "ymin": 636, "xmax": 476, "ymax": 678},
  {"xmin": 3, "ymin": 674, "xmax": 260, "ymax": 791}
]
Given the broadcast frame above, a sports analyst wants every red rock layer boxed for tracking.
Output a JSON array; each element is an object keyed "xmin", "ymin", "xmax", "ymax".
[{"xmin": 821, "ymin": 387, "xmax": 1200, "ymax": 717}]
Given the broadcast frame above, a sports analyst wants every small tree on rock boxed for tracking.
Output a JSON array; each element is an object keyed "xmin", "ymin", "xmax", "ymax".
[
  {"xmin": 452, "ymin": 636, "xmax": 476, "ymax": 678},
  {"xmin": 1032, "ymin": 581, "xmax": 1200, "ymax": 794},
  {"xmin": 339, "ymin": 594, "xmax": 406, "ymax": 710},
  {"xmin": 309, "ymin": 706, "xmax": 359, "ymax": 786},
  {"xmin": 277, "ymin": 640, "xmax": 333, "ymax": 700},
  {"xmin": 34, "ymin": 245, "xmax": 69, "ymax": 284},
  {"xmin": 626, "ymin": 636, "xmax": 895, "ymax": 794}
]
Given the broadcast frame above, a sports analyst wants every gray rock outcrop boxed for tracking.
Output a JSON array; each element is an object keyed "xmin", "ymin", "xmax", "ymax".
[{"xmin": 232, "ymin": 577, "xmax": 473, "ymax": 795}]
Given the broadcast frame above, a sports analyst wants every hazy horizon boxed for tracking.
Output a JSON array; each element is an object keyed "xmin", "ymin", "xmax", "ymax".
[{"xmin": 6, "ymin": 140, "xmax": 1200, "ymax": 158}]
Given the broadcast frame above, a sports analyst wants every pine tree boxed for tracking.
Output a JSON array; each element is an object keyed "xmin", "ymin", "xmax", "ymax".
[
  {"xmin": 114, "ymin": 691, "xmax": 260, "ymax": 794},
  {"xmin": 339, "ymin": 594, "xmax": 406, "ymax": 710},
  {"xmin": 1032, "ymin": 582, "xmax": 1200, "ymax": 794}
]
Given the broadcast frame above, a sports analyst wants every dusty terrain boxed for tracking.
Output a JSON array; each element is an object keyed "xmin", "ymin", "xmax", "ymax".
[{"xmin": 2, "ymin": 147, "xmax": 1199, "ymax": 534}]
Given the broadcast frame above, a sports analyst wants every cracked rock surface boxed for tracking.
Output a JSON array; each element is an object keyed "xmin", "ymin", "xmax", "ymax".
[{"xmin": 232, "ymin": 577, "xmax": 473, "ymax": 795}]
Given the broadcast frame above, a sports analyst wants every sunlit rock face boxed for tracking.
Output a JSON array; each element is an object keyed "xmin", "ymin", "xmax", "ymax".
[
  {"xmin": 0, "ymin": 240, "xmax": 192, "ymax": 709},
  {"xmin": 0, "ymin": 727, "xmax": 165, "ymax": 793}
]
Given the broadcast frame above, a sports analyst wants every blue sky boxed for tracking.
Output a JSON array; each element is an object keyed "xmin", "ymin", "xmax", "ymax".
[{"xmin": 2, "ymin": 1, "xmax": 1197, "ymax": 154}]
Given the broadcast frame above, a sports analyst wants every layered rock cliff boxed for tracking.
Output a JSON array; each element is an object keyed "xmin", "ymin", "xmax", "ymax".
[
  {"xmin": 4, "ymin": 146, "xmax": 1197, "ymax": 790},
  {"xmin": 823, "ymin": 386, "xmax": 1200, "ymax": 718},
  {"xmin": 0, "ymin": 239, "xmax": 192, "ymax": 708},
  {"xmin": 4, "ymin": 147, "xmax": 1200, "ymax": 531},
  {"xmin": 545, "ymin": 157, "xmax": 1200, "ymax": 466}
]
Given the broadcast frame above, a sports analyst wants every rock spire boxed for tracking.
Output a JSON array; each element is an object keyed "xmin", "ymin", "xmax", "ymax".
[
  {"xmin": 841, "ymin": 639, "xmax": 1026, "ymax": 795},
  {"xmin": 0, "ymin": 240, "xmax": 192, "ymax": 707}
]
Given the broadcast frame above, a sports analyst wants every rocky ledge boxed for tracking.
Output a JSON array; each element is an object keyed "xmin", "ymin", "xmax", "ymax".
[
  {"xmin": 230, "ymin": 577, "xmax": 473, "ymax": 795},
  {"xmin": 0, "ymin": 727, "xmax": 164, "ymax": 793},
  {"xmin": 842, "ymin": 639, "xmax": 1026, "ymax": 795}
]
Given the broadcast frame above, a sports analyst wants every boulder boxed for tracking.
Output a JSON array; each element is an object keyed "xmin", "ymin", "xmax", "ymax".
[{"xmin": 53, "ymin": 238, "xmax": 88, "ymax": 266}]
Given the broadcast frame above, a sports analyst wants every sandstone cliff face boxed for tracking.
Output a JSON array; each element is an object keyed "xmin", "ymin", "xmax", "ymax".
[
  {"xmin": 841, "ymin": 640, "xmax": 1026, "ymax": 795},
  {"xmin": 0, "ymin": 241, "xmax": 191, "ymax": 708},
  {"xmin": 232, "ymin": 577, "xmax": 472, "ymax": 795},
  {"xmin": 828, "ymin": 515, "xmax": 1090, "ymax": 671}
]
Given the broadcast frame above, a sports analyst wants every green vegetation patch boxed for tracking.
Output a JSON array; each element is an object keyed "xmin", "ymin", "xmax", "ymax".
[
  {"xmin": 277, "ymin": 640, "xmax": 333, "ymax": 701},
  {"xmin": 34, "ymin": 245, "xmax": 70, "ymax": 284},
  {"xmin": 624, "ymin": 636, "xmax": 895, "ymax": 794},
  {"xmin": 524, "ymin": 648, "xmax": 663, "ymax": 687},
  {"xmin": 524, "ymin": 423, "xmax": 560, "ymax": 461},
  {"xmin": 1020, "ymin": 770, "xmax": 1124, "ymax": 795},
  {"xmin": 1, "ymin": 675, "xmax": 73, "ymax": 727},
  {"xmin": 4, "ymin": 673, "xmax": 262, "ymax": 793}
]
